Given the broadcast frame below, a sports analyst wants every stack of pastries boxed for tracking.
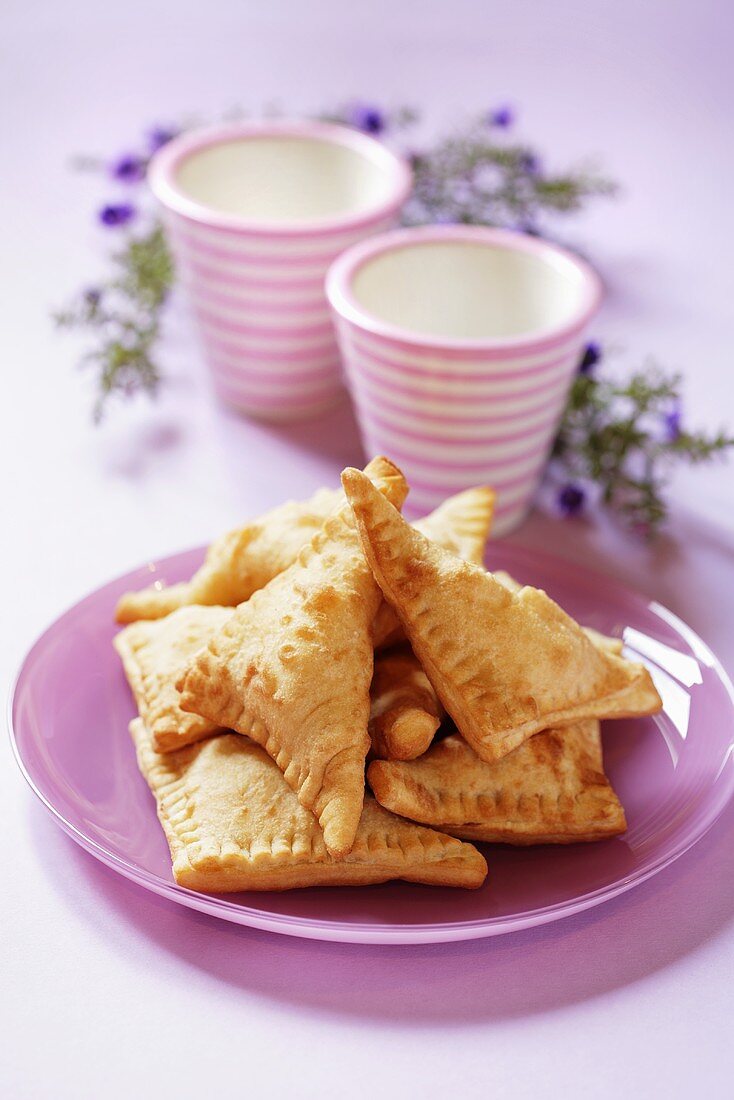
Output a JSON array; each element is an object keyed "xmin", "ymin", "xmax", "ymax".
[{"xmin": 114, "ymin": 456, "xmax": 662, "ymax": 893}]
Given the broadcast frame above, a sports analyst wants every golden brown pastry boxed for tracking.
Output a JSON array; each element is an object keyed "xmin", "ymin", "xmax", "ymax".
[
  {"xmin": 369, "ymin": 644, "xmax": 443, "ymax": 761},
  {"xmin": 131, "ymin": 720, "xmax": 488, "ymax": 891},
  {"xmin": 115, "ymin": 486, "xmax": 342, "ymax": 624},
  {"xmin": 343, "ymin": 467, "xmax": 662, "ymax": 763},
  {"xmin": 373, "ymin": 486, "xmax": 495, "ymax": 649},
  {"xmin": 493, "ymin": 570, "xmax": 624, "ymax": 655},
  {"xmin": 369, "ymin": 720, "xmax": 626, "ymax": 844},
  {"xmin": 176, "ymin": 457, "xmax": 408, "ymax": 858},
  {"xmin": 114, "ymin": 605, "xmax": 233, "ymax": 752}
]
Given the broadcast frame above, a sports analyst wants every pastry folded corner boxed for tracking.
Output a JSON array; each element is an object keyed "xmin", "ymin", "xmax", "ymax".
[
  {"xmin": 373, "ymin": 485, "xmax": 495, "ymax": 650},
  {"xmin": 115, "ymin": 485, "xmax": 342, "ymax": 624},
  {"xmin": 493, "ymin": 571, "xmax": 625, "ymax": 656},
  {"xmin": 114, "ymin": 605, "xmax": 233, "ymax": 752}
]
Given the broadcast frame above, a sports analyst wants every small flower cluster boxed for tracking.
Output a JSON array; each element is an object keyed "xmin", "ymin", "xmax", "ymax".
[
  {"xmin": 324, "ymin": 100, "xmax": 418, "ymax": 137},
  {"xmin": 329, "ymin": 102, "xmax": 616, "ymax": 237},
  {"xmin": 401, "ymin": 111, "xmax": 616, "ymax": 235},
  {"xmin": 551, "ymin": 344, "xmax": 734, "ymax": 534},
  {"xmin": 55, "ymin": 121, "xmax": 178, "ymax": 419},
  {"xmin": 96, "ymin": 126, "xmax": 178, "ymax": 229}
]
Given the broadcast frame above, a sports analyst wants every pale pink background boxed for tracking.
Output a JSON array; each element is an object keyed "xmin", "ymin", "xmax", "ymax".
[{"xmin": 2, "ymin": 1, "xmax": 733, "ymax": 1097}]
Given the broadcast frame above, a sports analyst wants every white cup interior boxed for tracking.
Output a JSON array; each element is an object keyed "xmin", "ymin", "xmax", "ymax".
[
  {"xmin": 175, "ymin": 135, "xmax": 396, "ymax": 224},
  {"xmin": 350, "ymin": 240, "xmax": 591, "ymax": 340}
]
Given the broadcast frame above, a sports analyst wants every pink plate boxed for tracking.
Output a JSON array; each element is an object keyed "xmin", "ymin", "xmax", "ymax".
[{"xmin": 9, "ymin": 543, "xmax": 734, "ymax": 944}]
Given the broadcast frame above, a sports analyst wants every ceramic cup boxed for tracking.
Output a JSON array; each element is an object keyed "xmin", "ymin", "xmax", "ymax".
[
  {"xmin": 148, "ymin": 120, "xmax": 412, "ymax": 421},
  {"xmin": 326, "ymin": 225, "xmax": 602, "ymax": 534}
]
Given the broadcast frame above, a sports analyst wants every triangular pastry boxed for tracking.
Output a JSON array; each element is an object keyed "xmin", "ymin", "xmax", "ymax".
[
  {"xmin": 495, "ymin": 569, "xmax": 649, "ymax": 715},
  {"xmin": 132, "ymin": 720, "xmax": 488, "ymax": 890},
  {"xmin": 373, "ymin": 487, "xmax": 495, "ymax": 649},
  {"xmin": 493, "ymin": 571, "xmax": 624, "ymax": 655},
  {"xmin": 114, "ymin": 605, "xmax": 233, "ymax": 752},
  {"xmin": 415, "ymin": 486, "xmax": 495, "ymax": 563},
  {"xmin": 177, "ymin": 457, "xmax": 408, "ymax": 857},
  {"xmin": 368, "ymin": 720, "xmax": 626, "ymax": 844},
  {"xmin": 343, "ymin": 468, "xmax": 662, "ymax": 763},
  {"xmin": 116, "ymin": 486, "xmax": 342, "ymax": 623},
  {"xmin": 369, "ymin": 644, "xmax": 443, "ymax": 761}
]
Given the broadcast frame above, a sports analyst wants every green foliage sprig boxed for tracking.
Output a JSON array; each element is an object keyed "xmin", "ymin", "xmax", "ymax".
[
  {"xmin": 55, "ymin": 223, "xmax": 173, "ymax": 421},
  {"xmin": 404, "ymin": 122, "xmax": 616, "ymax": 232},
  {"xmin": 552, "ymin": 355, "xmax": 734, "ymax": 533}
]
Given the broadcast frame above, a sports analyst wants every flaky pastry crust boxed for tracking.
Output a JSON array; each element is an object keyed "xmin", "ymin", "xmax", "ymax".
[
  {"xmin": 132, "ymin": 720, "xmax": 487, "ymax": 891},
  {"xmin": 114, "ymin": 605, "xmax": 233, "ymax": 752},
  {"xmin": 115, "ymin": 487, "xmax": 341, "ymax": 623},
  {"xmin": 369, "ymin": 720, "xmax": 626, "ymax": 844},
  {"xmin": 343, "ymin": 469, "xmax": 662, "ymax": 763},
  {"xmin": 369, "ymin": 644, "xmax": 443, "ymax": 761},
  {"xmin": 176, "ymin": 457, "xmax": 408, "ymax": 858},
  {"xmin": 373, "ymin": 486, "xmax": 495, "ymax": 649}
]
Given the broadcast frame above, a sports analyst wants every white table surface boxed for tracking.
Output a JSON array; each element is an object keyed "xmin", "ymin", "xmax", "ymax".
[{"xmin": 3, "ymin": 1, "xmax": 734, "ymax": 1096}]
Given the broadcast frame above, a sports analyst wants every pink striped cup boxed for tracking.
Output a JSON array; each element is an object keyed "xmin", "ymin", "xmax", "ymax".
[
  {"xmin": 148, "ymin": 121, "xmax": 411, "ymax": 421},
  {"xmin": 326, "ymin": 225, "xmax": 602, "ymax": 534}
]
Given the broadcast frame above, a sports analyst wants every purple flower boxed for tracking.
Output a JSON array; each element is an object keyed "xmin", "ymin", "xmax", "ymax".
[
  {"xmin": 517, "ymin": 222, "xmax": 540, "ymax": 237},
  {"xmin": 519, "ymin": 152, "xmax": 540, "ymax": 175},
  {"xmin": 664, "ymin": 399, "xmax": 682, "ymax": 442},
  {"xmin": 578, "ymin": 341, "xmax": 602, "ymax": 374},
  {"xmin": 84, "ymin": 287, "xmax": 102, "ymax": 307},
  {"xmin": 349, "ymin": 103, "xmax": 386, "ymax": 135},
  {"xmin": 111, "ymin": 154, "xmax": 146, "ymax": 183},
  {"xmin": 148, "ymin": 125, "xmax": 178, "ymax": 152},
  {"xmin": 558, "ymin": 483, "xmax": 586, "ymax": 517},
  {"xmin": 98, "ymin": 202, "xmax": 136, "ymax": 227},
  {"xmin": 488, "ymin": 104, "xmax": 514, "ymax": 128}
]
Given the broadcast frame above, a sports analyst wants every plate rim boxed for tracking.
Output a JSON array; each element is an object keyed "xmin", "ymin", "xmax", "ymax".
[{"xmin": 9, "ymin": 542, "xmax": 734, "ymax": 945}]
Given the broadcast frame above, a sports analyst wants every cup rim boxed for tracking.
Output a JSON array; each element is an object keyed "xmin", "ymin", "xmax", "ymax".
[
  {"xmin": 326, "ymin": 225, "xmax": 603, "ymax": 352},
  {"xmin": 147, "ymin": 119, "xmax": 412, "ymax": 237}
]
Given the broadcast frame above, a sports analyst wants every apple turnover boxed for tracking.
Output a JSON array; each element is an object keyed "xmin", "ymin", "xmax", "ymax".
[
  {"xmin": 132, "ymin": 720, "xmax": 488, "ymax": 891},
  {"xmin": 369, "ymin": 720, "xmax": 626, "ymax": 844},
  {"xmin": 114, "ymin": 605, "xmax": 233, "ymax": 752},
  {"xmin": 177, "ymin": 457, "xmax": 408, "ymax": 857},
  {"xmin": 116, "ymin": 486, "xmax": 341, "ymax": 623},
  {"xmin": 343, "ymin": 468, "xmax": 661, "ymax": 763}
]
